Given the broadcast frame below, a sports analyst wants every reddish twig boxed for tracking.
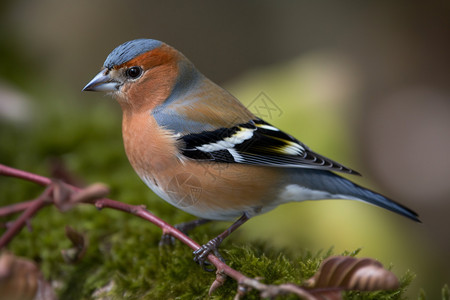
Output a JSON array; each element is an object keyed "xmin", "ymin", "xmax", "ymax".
[
  {"xmin": 0, "ymin": 199, "xmax": 38, "ymax": 217},
  {"xmin": 0, "ymin": 186, "xmax": 53, "ymax": 248},
  {"xmin": 0, "ymin": 164, "xmax": 51, "ymax": 186}
]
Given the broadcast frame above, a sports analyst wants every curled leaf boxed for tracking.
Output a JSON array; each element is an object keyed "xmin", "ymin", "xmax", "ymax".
[
  {"xmin": 61, "ymin": 226, "xmax": 88, "ymax": 263},
  {"xmin": 0, "ymin": 251, "xmax": 56, "ymax": 300},
  {"xmin": 304, "ymin": 256, "xmax": 399, "ymax": 291}
]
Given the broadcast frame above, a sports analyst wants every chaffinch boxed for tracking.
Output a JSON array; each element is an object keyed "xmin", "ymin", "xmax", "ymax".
[{"xmin": 83, "ymin": 39, "xmax": 420, "ymax": 265}]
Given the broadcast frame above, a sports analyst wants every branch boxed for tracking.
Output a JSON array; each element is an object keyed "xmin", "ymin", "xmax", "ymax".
[
  {"xmin": 0, "ymin": 186, "xmax": 53, "ymax": 247},
  {"xmin": 0, "ymin": 164, "xmax": 51, "ymax": 186}
]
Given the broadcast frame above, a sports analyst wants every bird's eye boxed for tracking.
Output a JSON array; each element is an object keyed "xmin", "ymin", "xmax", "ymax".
[{"xmin": 126, "ymin": 66, "xmax": 143, "ymax": 79}]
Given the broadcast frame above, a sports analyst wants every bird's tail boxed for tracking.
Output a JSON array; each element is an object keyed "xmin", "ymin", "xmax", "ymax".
[{"xmin": 289, "ymin": 169, "xmax": 420, "ymax": 222}]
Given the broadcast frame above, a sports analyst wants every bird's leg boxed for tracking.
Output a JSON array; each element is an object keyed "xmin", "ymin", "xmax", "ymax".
[
  {"xmin": 193, "ymin": 213, "xmax": 250, "ymax": 270},
  {"xmin": 176, "ymin": 218, "xmax": 211, "ymax": 233},
  {"xmin": 159, "ymin": 218, "xmax": 211, "ymax": 246}
]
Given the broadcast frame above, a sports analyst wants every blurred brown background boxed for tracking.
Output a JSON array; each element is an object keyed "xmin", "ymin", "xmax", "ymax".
[{"xmin": 1, "ymin": 1, "xmax": 449, "ymax": 298}]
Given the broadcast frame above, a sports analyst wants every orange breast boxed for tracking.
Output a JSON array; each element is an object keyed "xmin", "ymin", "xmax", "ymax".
[{"xmin": 121, "ymin": 111, "xmax": 283, "ymax": 220}]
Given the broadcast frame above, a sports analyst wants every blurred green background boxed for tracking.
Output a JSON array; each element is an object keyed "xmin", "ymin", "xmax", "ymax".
[{"xmin": 1, "ymin": 1, "xmax": 449, "ymax": 298}]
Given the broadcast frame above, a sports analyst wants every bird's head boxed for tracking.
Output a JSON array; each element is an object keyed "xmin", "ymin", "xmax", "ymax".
[{"xmin": 83, "ymin": 39, "xmax": 194, "ymax": 112}]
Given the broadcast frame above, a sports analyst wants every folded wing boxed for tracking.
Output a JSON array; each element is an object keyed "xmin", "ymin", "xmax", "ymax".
[{"xmin": 179, "ymin": 119, "xmax": 360, "ymax": 175}]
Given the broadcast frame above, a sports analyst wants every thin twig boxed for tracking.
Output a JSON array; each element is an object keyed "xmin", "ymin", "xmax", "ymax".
[
  {"xmin": 0, "ymin": 164, "xmax": 51, "ymax": 186},
  {"xmin": 0, "ymin": 186, "xmax": 53, "ymax": 248},
  {"xmin": 0, "ymin": 199, "xmax": 37, "ymax": 217}
]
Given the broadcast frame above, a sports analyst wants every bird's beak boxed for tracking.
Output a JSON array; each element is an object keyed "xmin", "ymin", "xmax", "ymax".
[{"xmin": 82, "ymin": 69, "xmax": 120, "ymax": 92}]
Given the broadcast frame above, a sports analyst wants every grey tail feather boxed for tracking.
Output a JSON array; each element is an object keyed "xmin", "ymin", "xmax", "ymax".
[
  {"xmin": 294, "ymin": 169, "xmax": 421, "ymax": 222},
  {"xmin": 332, "ymin": 173, "xmax": 420, "ymax": 222},
  {"xmin": 350, "ymin": 185, "xmax": 420, "ymax": 222}
]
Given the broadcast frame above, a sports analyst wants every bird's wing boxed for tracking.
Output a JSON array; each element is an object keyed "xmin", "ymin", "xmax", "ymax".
[{"xmin": 178, "ymin": 119, "xmax": 360, "ymax": 175}]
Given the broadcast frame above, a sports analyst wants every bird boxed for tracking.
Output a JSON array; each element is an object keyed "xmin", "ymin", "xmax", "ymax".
[{"xmin": 83, "ymin": 39, "xmax": 420, "ymax": 266}]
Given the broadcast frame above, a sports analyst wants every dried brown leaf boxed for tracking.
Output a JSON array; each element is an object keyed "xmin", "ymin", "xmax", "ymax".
[
  {"xmin": 0, "ymin": 251, "xmax": 57, "ymax": 300},
  {"xmin": 61, "ymin": 226, "xmax": 88, "ymax": 263},
  {"xmin": 304, "ymin": 256, "xmax": 399, "ymax": 292}
]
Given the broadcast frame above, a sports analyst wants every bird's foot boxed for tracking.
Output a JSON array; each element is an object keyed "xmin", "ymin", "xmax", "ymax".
[{"xmin": 193, "ymin": 237, "xmax": 224, "ymax": 271}]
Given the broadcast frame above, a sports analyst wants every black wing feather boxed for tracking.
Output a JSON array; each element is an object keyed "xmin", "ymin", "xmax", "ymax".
[{"xmin": 179, "ymin": 119, "xmax": 360, "ymax": 175}]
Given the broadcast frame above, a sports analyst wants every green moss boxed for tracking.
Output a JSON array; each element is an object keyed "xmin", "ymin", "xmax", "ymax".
[{"xmin": 0, "ymin": 200, "xmax": 417, "ymax": 300}]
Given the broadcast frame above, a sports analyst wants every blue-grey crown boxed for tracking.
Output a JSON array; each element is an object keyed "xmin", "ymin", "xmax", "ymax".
[{"xmin": 103, "ymin": 39, "xmax": 163, "ymax": 69}]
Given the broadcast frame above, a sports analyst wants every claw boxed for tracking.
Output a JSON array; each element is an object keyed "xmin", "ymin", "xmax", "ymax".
[
  {"xmin": 193, "ymin": 237, "xmax": 225, "ymax": 271},
  {"xmin": 192, "ymin": 214, "xmax": 250, "ymax": 271}
]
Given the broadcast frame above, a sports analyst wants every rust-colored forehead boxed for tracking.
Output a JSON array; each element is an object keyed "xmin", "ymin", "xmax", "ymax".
[{"xmin": 114, "ymin": 45, "xmax": 178, "ymax": 70}]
